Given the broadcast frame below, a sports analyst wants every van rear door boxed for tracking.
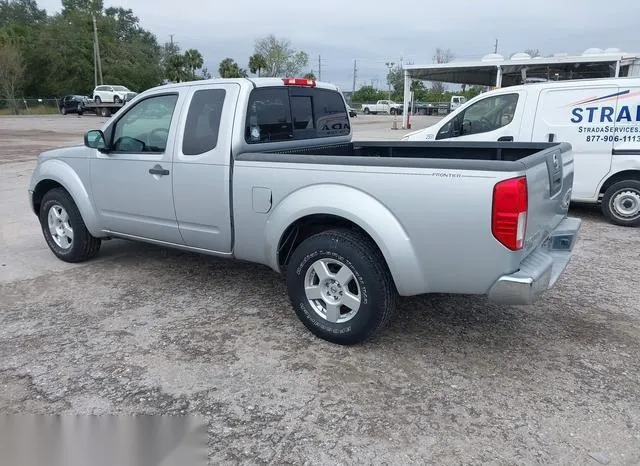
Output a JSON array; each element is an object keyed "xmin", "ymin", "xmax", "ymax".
[{"xmin": 531, "ymin": 84, "xmax": 620, "ymax": 200}]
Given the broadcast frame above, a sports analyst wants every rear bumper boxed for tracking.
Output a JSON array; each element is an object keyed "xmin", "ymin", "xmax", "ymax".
[{"xmin": 487, "ymin": 217, "xmax": 581, "ymax": 305}]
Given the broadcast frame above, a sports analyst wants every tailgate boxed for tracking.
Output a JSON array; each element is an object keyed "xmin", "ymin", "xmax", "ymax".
[{"xmin": 520, "ymin": 142, "xmax": 574, "ymax": 256}]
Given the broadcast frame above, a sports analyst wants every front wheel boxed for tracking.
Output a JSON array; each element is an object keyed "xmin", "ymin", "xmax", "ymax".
[
  {"xmin": 601, "ymin": 180, "xmax": 640, "ymax": 227},
  {"xmin": 60, "ymin": 106, "xmax": 67, "ymax": 115},
  {"xmin": 39, "ymin": 188, "xmax": 101, "ymax": 262},
  {"xmin": 286, "ymin": 229, "xmax": 397, "ymax": 345},
  {"xmin": 94, "ymin": 96, "xmax": 101, "ymax": 103}
]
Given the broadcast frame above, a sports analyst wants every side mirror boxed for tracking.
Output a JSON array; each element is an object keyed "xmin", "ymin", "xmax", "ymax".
[{"xmin": 84, "ymin": 129, "xmax": 107, "ymax": 151}]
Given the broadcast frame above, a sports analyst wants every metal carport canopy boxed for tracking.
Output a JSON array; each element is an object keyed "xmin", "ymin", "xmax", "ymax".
[{"xmin": 403, "ymin": 62, "xmax": 501, "ymax": 86}]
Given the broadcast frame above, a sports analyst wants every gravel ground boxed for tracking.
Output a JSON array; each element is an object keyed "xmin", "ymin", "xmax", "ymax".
[{"xmin": 1, "ymin": 115, "xmax": 639, "ymax": 465}]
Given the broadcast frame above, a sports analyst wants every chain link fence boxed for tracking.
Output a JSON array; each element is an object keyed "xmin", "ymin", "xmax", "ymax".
[{"xmin": 0, "ymin": 99, "xmax": 61, "ymax": 115}]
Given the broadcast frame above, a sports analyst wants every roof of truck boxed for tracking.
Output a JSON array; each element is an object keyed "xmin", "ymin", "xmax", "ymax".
[{"xmin": 151, "ymin": 77, "xmax": 341, "ymax": 92}]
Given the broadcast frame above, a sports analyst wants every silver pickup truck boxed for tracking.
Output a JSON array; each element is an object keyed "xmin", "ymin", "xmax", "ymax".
[{"xmin": 28, "ymin": 77, "xmax": 581, "ymax": 345}]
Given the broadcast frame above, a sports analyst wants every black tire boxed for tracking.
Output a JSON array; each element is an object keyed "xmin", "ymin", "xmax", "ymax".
[
  {"xmin": 286, "ymin": 229, "xmax": 397, "ymax": 345},
  {"xmin": 114, "ymin": 96, "xmax": 122, "ymax": 104},
  {"xmin": 390, "ymin": 108, "xmax": 397, "ymax": 115},
  {"xmin": 94, "ymin": 96, "xmax": 101, "ymax": 103},
  {"xmin": 39, "ymin": 188, "xmax": 101, "ymax": 263},
  {"xmin": 601, "ymin": 180, "xmax": 640, "ymax": 227},
  {"xmin": 363, "ymin": 108, "xmax": 370, "ymax": 115},
  {"xmin": 61, "ymin": 106, "xmax": 67, "ymax": 115},
  {"xmin": 100, "ymin": 107, "xmax": 111, "ymax": 117}
]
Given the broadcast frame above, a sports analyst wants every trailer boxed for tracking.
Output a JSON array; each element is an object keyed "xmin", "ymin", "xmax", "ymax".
[{"xmin": 81, "ymin": 102, "xmax": 124, "ymax": 117}]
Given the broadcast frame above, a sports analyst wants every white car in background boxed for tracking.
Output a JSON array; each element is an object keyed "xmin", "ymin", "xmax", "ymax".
[{"xmin": 92, "ymin": 85, "xmax": 137, "ymax": 104}]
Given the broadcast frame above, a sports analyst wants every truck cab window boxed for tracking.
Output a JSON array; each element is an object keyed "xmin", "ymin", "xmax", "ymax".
[
  {"xmin": 245, "ymin": 88, "xmax": 293, "ymax": 143},
  {"xmin": 292, "ymin": 96, "xmax": 314, "ymax": 130},
  {"xmin": 313, "ymin": 89, "xmax": 350, "ymax": 138},
  {"xmin": 182, "ymin": 89, "xmax": 226, "ymax": 155},
  {"xmin": 111, "ymin": 94, "xmax": 178, "ymax": 153},
  {"xmin": 437, "ymin": 93, "xmax": 519, "ymax": 139}
]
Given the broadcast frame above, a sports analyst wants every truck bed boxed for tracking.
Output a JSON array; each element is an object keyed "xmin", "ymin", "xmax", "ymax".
[{"xmin": 245, "ymin": 141, "xmax": 568, "ymax": 172}]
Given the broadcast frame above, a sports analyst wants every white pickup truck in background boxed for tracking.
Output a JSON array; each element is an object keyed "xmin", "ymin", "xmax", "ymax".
[
  {"xmin": 403, "ymin": 77, "xmax": 640, "ymax": 226},
  {"xmin": 362, "ymin": 100, "xmax": 403, "ymax": 115}
]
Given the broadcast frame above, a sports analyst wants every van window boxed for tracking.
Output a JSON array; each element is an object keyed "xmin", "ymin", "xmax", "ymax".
[
  {"xmin": 245, "ymin": 87, "xmax": 349, "ymax": 143},
  {"xmin": 437, "ymin": 93, "xmax": 519, "ymax": 139}
]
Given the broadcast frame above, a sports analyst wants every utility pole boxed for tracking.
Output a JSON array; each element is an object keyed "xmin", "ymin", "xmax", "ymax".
[
  {"xmin": 92, "ymin": 14, "xmax": 103, "ymax": 85},
  {"xmin": 352, "ymin": 59, "xmax": 357, "ymax": 93},
  {"xmin": 318, "ymin": 55, "xmax": 322, "ymax": 81},
  {"xmin": 494, "ymin": 38, "xmax": 499, "ymax": 54},
  {"xmin": 93, "ymin": 39, "xmax": 97, "ymax": 89}
]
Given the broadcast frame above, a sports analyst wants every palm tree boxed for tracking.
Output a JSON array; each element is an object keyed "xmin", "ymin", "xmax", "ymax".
[
  {"xmin": 218, "ymin": 58, "xmax": 247, "ymax": 78},
  {"xmin": 184, "ymin": 49, "xmax": 204, "ymax": 79},
  {"xmin": 166, "ymin": 54, "xmax": 188, "ymax": 82},
  {"xmin": 248, "ymin": 53, "xmax": 267, "ymax": 77}
]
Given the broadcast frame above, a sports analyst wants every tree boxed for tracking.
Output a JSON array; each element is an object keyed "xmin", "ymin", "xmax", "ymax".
[
  {"xmin": 248, "ymin": 53, "xmax": 267, "ymax": 77},
  {"xmin": 351, "ymin": 85, "xmax": 387, "ymax": 103},
  {"xmin": 430, "ymin": 47, "xmax": 454, "ymax": 94},
  {"xmin": 385, "ymin": 63, "xmax": 428, "ymax": 101},
  {"xmin": 0, "ymin": 42, "xmax": 25, "ymax": 114},
  {"xmin": 303, "ymin": 71, "xmax": 316, "ymax": 80},
  {"xmin": 524, "ymin": 48, "xmax": 542, "ymax": 58},
  {"xmin": 218, "ymin": 58, "xmax": 247, "ymax": 78},
  {"xmin": 61, "ymin": 0, "xmax": 103, "ymax": 16},
  {"xmin": 184, "ymin": 48, "xmax": 204, "ymax": 79},
  {"xmin": 253, "ymin": 34, "xmax": 308, "ymax": 77}
]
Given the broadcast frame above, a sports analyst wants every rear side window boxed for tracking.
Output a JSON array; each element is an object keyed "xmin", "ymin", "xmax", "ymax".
[
  {"xmin": 245, "ymin": 87, "xmax": 349, "ymax": 143},
  {"xmin": 313, "ymin": 89, "xmax": 350, "ymax": 138},
  {"xmin": 182, "ymin": 89, "xmax": 226, "ymax": 155},
  {"xmin": 245, "ymin": 88, "xmax": 292, "ymax": 143}
]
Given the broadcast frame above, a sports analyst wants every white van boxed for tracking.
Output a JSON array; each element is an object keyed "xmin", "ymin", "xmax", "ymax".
[{"xmin": 403, "ymin": 77, "xmax": 640, "ymax": 226}]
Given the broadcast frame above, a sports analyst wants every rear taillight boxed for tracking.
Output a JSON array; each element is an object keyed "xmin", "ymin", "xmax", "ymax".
[{"xmin": 492, "ymin": 176, "xmax": 528, "ymax": 250}]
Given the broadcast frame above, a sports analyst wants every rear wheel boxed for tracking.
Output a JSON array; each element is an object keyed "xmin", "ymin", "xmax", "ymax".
[
  {"xmin": 60, "ymin": 106, "xmax": 67, "ymax": 115},
  {"xmin": 285, "ymin": 229, "xmax": 396, "ymax": 345},
  {"xmin": 601, "ymin": 180, "xmax": 640, "ymax": 227},
  {"xmin": 100, "ymin": 107, "xmax": 111, "ymax": 117},
  {"xmin": 363, "ymin": 107, "xmax": 370, "ymax": 115},
  {"xmin": 390, "ymin": 108, "xmax": 397, "ymax": 115},
  {"xmin": 39, "ymin": 188, "xmax": 101, "ymax": 262}
]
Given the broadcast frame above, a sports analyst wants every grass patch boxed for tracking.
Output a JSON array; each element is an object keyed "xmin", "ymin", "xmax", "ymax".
[{"xmin": 0, "ymin": 105, "xmax": 59, "ymax": 115}]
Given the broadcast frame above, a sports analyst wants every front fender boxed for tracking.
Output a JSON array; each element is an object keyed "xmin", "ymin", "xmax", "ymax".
[
  {"xmin": 30, "ymin": 159, "xmax": 103, "ymax": 237},
  {"xmin": 264, "ymin": 184, "xmax": 426, "ymax": 296}
]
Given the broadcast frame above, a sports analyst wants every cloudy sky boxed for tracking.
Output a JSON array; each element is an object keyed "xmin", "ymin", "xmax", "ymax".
[{"xmin": 39, "ymin": 0, "xmax": 640, "ymax": 90}]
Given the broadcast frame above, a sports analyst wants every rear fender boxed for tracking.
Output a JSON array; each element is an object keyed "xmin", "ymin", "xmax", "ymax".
[
  {"xmin": 264, "ymin": 184, "xmax": 426, "ymax": 296},
  {"xmin": 31, "ymin": 159, "xmax": 102, "ymax": 237}
]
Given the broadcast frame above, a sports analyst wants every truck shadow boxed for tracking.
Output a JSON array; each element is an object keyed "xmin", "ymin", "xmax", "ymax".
[{"xmin": 88, "ymin": 237, "xmax": 632, "ymax": 356}]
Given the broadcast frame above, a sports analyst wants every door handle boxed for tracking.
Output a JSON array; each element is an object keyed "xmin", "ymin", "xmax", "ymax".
[
  {"xmin": 149, "ymin": 165, "xmax": 170, "ymax": 176},
  {"xmin": 498, "ymin": 136, "xmax": 514, "ymax": 142}
]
